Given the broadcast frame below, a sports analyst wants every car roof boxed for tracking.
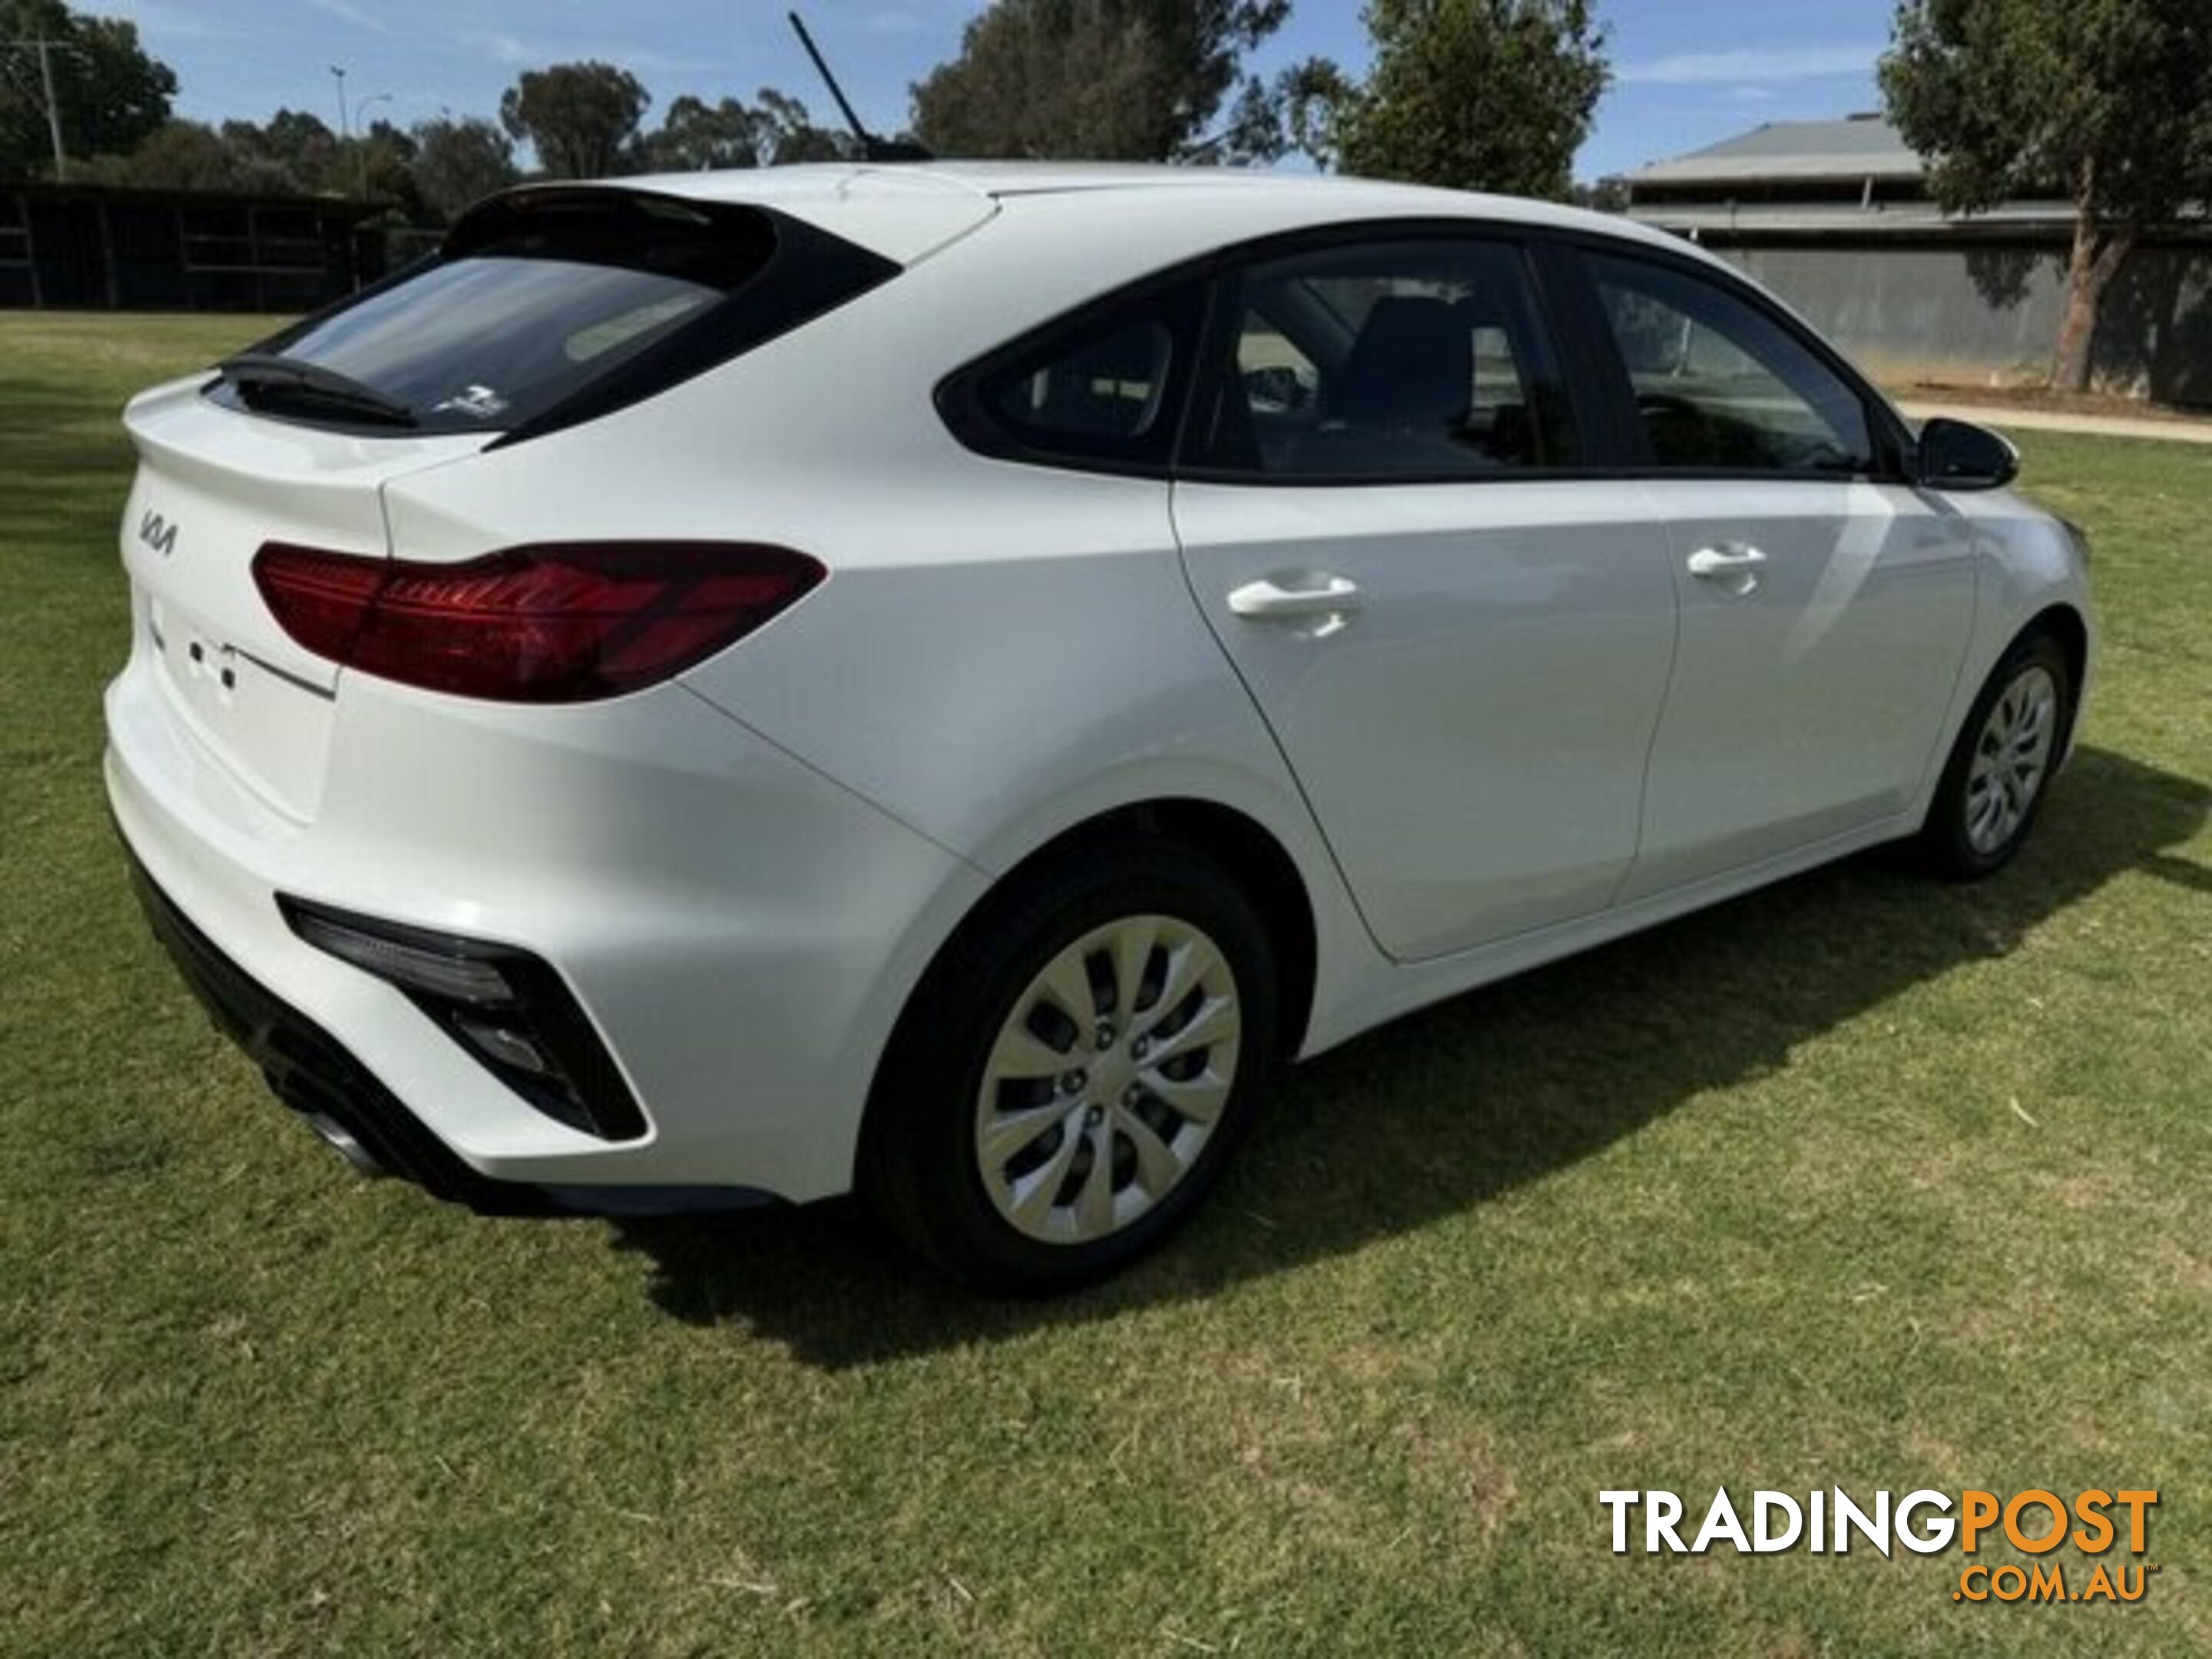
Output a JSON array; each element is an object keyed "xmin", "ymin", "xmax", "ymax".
[{"xmin": 604, "ymin": 161, "xmax": 1702, "ymax": 267}]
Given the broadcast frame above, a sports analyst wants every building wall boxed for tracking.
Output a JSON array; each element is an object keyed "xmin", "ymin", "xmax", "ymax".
[{"xmin": 1715, "ymin": 240, "xmax": 2212, "ymax": 406}]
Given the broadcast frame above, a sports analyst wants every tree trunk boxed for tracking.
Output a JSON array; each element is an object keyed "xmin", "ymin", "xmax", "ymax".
[{"xmin": 2052, "ymin": 170, "xmax": 2134, "ymax": 393}]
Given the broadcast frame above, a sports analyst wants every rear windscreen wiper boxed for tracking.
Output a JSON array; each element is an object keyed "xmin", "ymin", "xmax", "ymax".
[{"xmin": 217, "ymin": 352, "xmax": 419, "ymax": 429}]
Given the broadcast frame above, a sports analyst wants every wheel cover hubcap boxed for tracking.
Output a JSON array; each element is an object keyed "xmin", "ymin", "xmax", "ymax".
[
  {"xmin": 1965, "ymin": 664, "xmax": 2058, "ymax": 855},
  {"xmin": 974, "ymin": 914, "xmax": 1241, "ymax": 1246}
]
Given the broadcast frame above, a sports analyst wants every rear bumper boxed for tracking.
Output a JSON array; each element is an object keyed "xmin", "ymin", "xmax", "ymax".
[{"xmin": 104, "ymin": 634, "xmax": 990, "ymax": 1208}]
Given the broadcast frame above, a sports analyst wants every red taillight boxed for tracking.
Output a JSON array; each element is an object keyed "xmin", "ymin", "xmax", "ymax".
[{"xmin": 252, "ymin": 541, "xmax": 824, "ymax": 704}]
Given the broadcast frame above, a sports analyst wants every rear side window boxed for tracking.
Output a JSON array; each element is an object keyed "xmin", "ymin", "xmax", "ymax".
[
  {"xmin": 990, "ymin": 317, "xmax": 1175, "ymax": 445},
  {"xmin": 210, "ymin": 190, "xmax": 896, "ymax": 442},
  {"xmin": 939, "ymin": 280, "xmax": 1207, "ymax": 472}
]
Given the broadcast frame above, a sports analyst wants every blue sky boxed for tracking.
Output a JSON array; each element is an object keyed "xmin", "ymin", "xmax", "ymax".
[{"xmin": 94, "ymin": 0, "xmax": 1899, "ymax": 180}]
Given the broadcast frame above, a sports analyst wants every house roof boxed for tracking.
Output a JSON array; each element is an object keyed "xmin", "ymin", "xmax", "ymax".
[{"xmin": 1629, "ymin": 117, "xmax": 1925, "ymax": 187}]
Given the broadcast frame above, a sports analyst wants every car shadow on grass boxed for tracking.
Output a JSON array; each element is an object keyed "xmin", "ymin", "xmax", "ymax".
[{"xmin": 607, "ymin": 744, "xmax": 2207, "ymax": 1366}]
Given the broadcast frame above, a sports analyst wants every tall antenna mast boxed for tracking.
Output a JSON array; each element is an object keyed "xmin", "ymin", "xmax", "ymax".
[{"xmin": 786, "ymin": 11, "xmax": 932, "ymax": 163}]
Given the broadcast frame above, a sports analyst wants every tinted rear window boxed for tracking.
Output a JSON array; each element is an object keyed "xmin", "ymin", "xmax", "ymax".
[{"xmin": 210, "ymin": 190, "xmax": 895, "ymax": 439}]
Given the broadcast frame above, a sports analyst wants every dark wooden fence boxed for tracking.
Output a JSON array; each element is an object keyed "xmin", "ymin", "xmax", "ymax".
[{"xmin": 0, "ymin": 184, "xmax": 384, "ymax": 312}]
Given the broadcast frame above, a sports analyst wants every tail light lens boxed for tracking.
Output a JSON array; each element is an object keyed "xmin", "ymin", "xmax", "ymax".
[{"xmin": 252, "ymin": 541, "xmax": 824, "ymax": 704}]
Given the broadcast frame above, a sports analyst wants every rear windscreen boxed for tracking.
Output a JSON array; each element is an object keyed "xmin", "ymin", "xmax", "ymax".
[{"xmin": 208, "ymin": 190, "xmax": 896, "ymax": 440}]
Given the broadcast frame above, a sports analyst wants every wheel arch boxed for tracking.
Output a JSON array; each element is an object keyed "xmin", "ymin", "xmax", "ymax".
[
  {"xmin": 883, "ymin": 795, "xmax": 1322, "ymax": 1078},
  {"xmin": 853, "ymin": 790, "xmax": 1326, "ymax": 1237},
  {"xmin": 1084, "ymin": 798, "xmax": 1319, "ymax": 1060},
  {"xmin": 2023, "ymin": 601, "xmax": 2088, "ymax": 696},
  {"xmin": 2013, "ymin": 601, "xmax": 2091, "ymax": 764}
]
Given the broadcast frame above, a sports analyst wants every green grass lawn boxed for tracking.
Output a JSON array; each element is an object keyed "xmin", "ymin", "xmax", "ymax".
[{"xmin": 2, "ymin": 312, "xmax": 2207, "ymax": 1655}]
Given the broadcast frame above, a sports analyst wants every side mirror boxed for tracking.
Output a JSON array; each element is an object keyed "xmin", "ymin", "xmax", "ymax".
[{"xmin": 1916, "ymin": 416, "xmax": 2019, "ymax": 491}]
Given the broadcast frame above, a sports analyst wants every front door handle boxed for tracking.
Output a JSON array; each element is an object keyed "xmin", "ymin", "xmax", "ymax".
[
  {"xmin": 1226, "ymin": 574, "xmax": 1363, "ymax": 620},
  {"xmin": 1686, "ymin": 544, "xmax": 1769, "ymax": 580}
]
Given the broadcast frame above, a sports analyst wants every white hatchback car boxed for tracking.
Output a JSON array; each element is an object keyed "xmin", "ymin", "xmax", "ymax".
[{"xmin": 108, "ymin": 164, "xmax": 2094, "ymax": 1288}]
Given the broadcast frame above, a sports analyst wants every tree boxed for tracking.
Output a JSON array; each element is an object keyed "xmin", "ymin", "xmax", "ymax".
[
  {"xmin": 753, "ymin": 88, "xmax": 853, "ymax": 163},
  {"xmin": 639, "ymin": 94, "xmax": 767, "ymax": 171},
  {"xmin": 75, "ymin": 111, "xmax": 420, "ymax": 208},
  {"xmin": 909, "ymin": 0, "xmax": 1289, "ymax": 162},
  {"xmin": 631, "ymin": 90, "xmax": 851, "ymax": 171},
  {"xmin": 1, "ymin": 0, "xmax": 175, "ymax": 178},
  {"xmin": 351, "ymin": 117, "xmax": 422, "ymax": 210},
  {"xmin": 75, "ymin": 118, "xmax": 245, "ymax": 190},
  {"xmin": 498, "ymin": 61, "xmax": 648, "ymax": 180},
  {"xmin": 1881, "ymin": 0, "xmax": 2212, "ymax": 392},
  {"xmin": 217, "ymin": 107, "xmax": 337, "ymax": 194},
  {"xmin": 1280, "ymin": 1, "xmax": 1607, "ymax": 199},
  {"xmin": 412, "ymin": 115, "xmax": 518, "ymax": 219}
]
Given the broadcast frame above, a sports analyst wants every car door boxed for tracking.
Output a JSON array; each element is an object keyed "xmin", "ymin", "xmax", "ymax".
[
  {"xmin": 1566, "ymin": 248, "xmax": 1979, "ymax": 902},
  {"xmin": 1171, "ymin": 232, "xmax": 1679, "ymax": 962}
]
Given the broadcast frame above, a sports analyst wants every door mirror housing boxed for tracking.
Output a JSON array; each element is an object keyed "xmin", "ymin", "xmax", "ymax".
[{"xmin": 1916, "ymin": 417, "xmax": 2019, "ymax": 491}]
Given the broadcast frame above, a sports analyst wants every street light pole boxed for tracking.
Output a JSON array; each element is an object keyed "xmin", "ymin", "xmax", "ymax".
[{"xmin": 329, "ymin": 63, "xmax": 351, "ymax": 151}]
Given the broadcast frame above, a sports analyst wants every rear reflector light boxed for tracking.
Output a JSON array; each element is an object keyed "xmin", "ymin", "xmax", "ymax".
[
  {"xmin": 280, "ymin": 895, "xmax": 647, "ymax": 1141},
  {"xmin": 252, "ymin": 541, "xmax": 823, "ymax": 703}
]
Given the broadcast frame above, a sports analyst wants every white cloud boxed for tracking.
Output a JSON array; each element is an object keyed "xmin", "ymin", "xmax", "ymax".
[
  {"xmin": 458, "ymin": 29, "xmax": 534, "ymax": 66},
  {"xmin": 1618, "ymin": 44, "xmax": 1881, "ymax": 87},
  {"xmin": 456, "ymin": 29, "xmax": 718, "ymax": 75},
  {"xmin": 306, "ymin": 0, "xmax": 390, "ymax": 35},
  {"xmin": 619, "ymin": 47, "xmax": 724, "ymax": 76}
]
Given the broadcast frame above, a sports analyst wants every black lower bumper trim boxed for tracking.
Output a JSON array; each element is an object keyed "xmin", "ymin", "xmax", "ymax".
[{"xmin": 123, "ymin": 841, "xmax": 557, "ymax": 1215}]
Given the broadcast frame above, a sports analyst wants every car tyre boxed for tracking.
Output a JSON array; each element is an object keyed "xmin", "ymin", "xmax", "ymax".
[
  {"xmin": 1917, "ymin": 629, "xmax": 2074, "ymax": 879},
  {"xmin": 861, "ymin": 840, "xmax": 1279, "ymax": 1293}
]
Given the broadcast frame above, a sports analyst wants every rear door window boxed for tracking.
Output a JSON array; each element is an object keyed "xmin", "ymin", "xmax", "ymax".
[
  {"xmin": 209, "ymin": 190, "xmax": 895, "ymax": 439},
  {"xmin": 1186, "ymin": 237, "xmax": 1579, "ymax": 479}
]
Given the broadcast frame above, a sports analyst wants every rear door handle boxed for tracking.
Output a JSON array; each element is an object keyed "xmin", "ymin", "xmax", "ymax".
[
  {"xmin": 1226, "ymin": 574, "xmax": 1363, "ymax": 619},
  {"xmin": 1686, "ymin": 545, "xmax": 1768, "ymax": 579}
]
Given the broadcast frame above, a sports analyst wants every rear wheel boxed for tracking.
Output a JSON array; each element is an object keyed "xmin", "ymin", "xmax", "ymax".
[
  {"xmin": 1919, "ymin": 631, "xmax": 2073, "ymax": 879},
  {"xmin": 861, "ymin": 843, "xmax": 1278, "ymax": 1292}
]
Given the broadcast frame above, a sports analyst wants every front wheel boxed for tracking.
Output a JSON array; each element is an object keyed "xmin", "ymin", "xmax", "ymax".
[
  {"xmin": 1918, "ymin": 631, "xmax": 2074, "ymax": 879},
  {"xmin": 860, "ymin": 843, "xmax": 1279, "ymax": 1292}
]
